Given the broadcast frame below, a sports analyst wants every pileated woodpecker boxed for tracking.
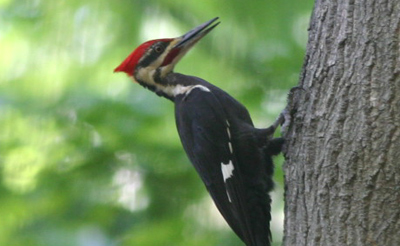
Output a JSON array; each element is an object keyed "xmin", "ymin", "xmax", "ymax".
[{"xmin": 114, "ymin": 17, "xmax": 287, "ymax": 246}]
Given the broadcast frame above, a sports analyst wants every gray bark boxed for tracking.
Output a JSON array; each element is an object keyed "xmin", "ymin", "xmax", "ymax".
[{"xmin": 283, "ymin": 0, "xmax": 400, "ymax": 245}]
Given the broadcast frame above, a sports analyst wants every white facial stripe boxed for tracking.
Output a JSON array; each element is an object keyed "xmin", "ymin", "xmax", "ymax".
[
  {"xmin": 134, "ymin": 41, "xmax": 175, "ymax": 86},
  {"xmin": 135, "ymin": 39, "xmax": 211, "ymax": 99},
  {"xmin": 137, "ymin": 66, "xmax": 157, "ymax": 86},
  {"xmin": 135, "ymin": 69, "xmax": 211, "ymax": 98}
]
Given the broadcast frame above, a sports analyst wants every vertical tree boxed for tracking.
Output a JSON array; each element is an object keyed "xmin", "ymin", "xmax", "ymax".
[{"xmin": 283, "ymin": 0, "xmax": 400, "ymax": 245}]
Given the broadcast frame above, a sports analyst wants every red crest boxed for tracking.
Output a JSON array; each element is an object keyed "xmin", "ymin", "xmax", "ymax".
[{"xmin": 114, "ymin": 39, "xmax": 171, "ymax": 76}]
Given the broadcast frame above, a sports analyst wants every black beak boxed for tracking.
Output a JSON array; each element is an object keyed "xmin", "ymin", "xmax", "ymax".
[{"xmin": 174, "ymin": 17, "xmax": 220, "ymax": 49}]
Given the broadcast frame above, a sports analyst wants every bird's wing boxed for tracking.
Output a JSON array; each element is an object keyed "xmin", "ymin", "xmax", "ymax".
[{"xmin": 174, "ymin": 87, "xmax": 268, "ymax": 245}]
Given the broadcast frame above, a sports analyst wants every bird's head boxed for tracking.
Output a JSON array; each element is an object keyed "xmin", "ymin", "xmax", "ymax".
[{"xmin": 114, "ymin": 17, "xmax": 219, "ymax": 89}]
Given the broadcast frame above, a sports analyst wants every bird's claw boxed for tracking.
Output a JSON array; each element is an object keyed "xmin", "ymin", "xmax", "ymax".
[
  {"xmin": 269, "ymin": 108, "xmax": 291, "ymax": 136},
  {"xmin": 280, "ymin": 108, "xmax": 291, "ymax": 136}
]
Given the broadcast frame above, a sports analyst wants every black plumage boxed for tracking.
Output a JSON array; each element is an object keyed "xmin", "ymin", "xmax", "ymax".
[
  {"xmin": 114, "ymin": 17, "xmax": 286, "ymax": 246},
  {"xmin": 170, "ymin": 73, "xmax": 282, "ymax": 246}
]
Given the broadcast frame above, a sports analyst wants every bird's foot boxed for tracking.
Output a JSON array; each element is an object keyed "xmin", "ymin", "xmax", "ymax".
[{"xmin": 279, "ymin": 108, "xmax": 291, "ymax": 136}]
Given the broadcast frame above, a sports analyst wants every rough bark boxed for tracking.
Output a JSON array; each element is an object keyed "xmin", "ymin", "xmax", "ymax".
[{"xmin": 283, "ymin": 0, "xmax": 400, "ymax": 245}]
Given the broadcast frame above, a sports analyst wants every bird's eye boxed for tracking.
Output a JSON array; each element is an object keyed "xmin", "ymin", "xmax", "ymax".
[{"xmin": 154, "ymin": 45, "xmax": 163, "ymax": 53}]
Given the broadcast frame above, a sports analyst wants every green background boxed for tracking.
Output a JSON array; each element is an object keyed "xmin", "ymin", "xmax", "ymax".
[{"xmin": 0, "ymin": 0, "xmax": 313, "ymax": 245}]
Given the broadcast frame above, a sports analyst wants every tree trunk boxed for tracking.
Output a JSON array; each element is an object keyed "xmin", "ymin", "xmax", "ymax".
[{"xmin": 283, "ymin": 0, "xmax": 400, "ymax": 245}]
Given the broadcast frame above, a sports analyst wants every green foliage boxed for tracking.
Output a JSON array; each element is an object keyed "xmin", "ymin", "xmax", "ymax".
[{"xmin": 0, "ymin": 0, "xmax": 313, "ymax": 245}]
